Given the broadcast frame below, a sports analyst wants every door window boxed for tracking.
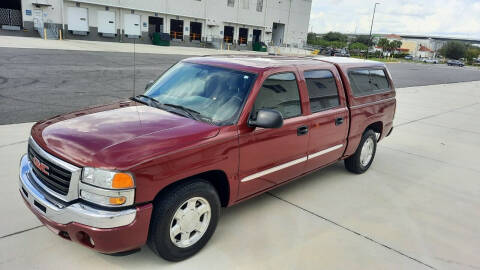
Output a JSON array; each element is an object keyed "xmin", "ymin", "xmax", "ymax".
[
  {"xmin": 304, "ymin": 70, "xmax": 340, "ymax": 112},
  {"xmin": 252, "ymin": 72, "xmax": 301, "ymax": 119},
  {"xmin": 348, "ymin": 68, "xmax": 391, "ymax": 97}
]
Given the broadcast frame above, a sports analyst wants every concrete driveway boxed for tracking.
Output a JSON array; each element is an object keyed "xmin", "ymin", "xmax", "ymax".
[{"xmin": 1, "ymin": 81, "xmax": 479, "ymax": 270}]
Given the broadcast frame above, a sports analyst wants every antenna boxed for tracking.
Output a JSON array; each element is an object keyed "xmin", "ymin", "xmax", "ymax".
[{"xmin": 132, "ymin": 39, "xmax": 136, "ymax": 97}]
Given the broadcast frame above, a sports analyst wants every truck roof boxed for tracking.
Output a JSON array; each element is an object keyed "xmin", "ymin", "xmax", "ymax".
[{"xmin": 185, "ymin": 55, "xmax": 385, "ymax": 73}]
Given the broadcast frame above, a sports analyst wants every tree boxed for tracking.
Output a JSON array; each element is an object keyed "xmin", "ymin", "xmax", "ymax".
[
  {"xmin": 465, "ymin": 46, "xmax": 480, "ymax": 64},
  {"xmin": 349, "ymin": 42, "xmax": 368, "ymax": 50},
  {"xmin": 390, "ymin": 40, "xmax": 402, "ymax": 56},
  {"xmin": 353, "ymin": 35, "xmax": 372, "ymax": 46},
  {"xmin": 440, "ymin": 41, "xmax": 467, "ymax": 59},
  {"xmin": 377, "ymin": 38, "xmax": 390, "ymax": 52},
  {"xmin": 323, "ymin": 31, "xmax": 347, "ymax": 42}
]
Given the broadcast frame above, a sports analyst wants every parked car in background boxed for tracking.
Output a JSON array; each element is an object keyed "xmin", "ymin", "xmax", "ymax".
[
  {"xmin": 447, "ymin": 60, "xmax": 465, "ymax": 67},
  {"xmin": 19, "ymin": 56, "xmax": 396, "ymax": 262},
  {"xmin": 404, "ymin": 55, "xmax": 413, "ymax": 60},
  {"xmin": 423, "ymin": 58, "xmax": 439, "ymax": 64}
]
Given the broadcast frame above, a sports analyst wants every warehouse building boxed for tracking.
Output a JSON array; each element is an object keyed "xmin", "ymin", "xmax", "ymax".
[{"xmin": 7, "ymin": 0, "xmax": 311, "ymax": 49}]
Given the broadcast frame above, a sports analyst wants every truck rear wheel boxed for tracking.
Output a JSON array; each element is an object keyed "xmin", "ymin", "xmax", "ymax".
[
  {"xmin": 148, "ymin": 180, "xmax": 220, "ymax": 261},
  {"xmin": 344, "ymin": 129, "xmax": 377, "ymax": 174}
]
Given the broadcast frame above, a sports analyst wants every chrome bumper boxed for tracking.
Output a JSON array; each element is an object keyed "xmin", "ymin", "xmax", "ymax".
[{"xmin": 19, "ymin": 154, "xmax": 136, "ymax": 229}]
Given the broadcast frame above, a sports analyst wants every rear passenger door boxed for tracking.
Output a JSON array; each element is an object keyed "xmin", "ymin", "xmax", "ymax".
[{"xmin": 302, "ymin": 69, "xmax": 349, "ymax": 172}]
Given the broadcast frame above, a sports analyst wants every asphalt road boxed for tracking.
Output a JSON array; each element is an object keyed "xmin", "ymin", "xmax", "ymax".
[{"xmin": 1, "ymin": 47, "xmax": 479, "ymax": 125}]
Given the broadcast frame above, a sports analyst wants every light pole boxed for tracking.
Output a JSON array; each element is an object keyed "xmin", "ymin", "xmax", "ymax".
[{"xmin": 366, "ymin": 2, "xmax": 380, "ymax": 59}]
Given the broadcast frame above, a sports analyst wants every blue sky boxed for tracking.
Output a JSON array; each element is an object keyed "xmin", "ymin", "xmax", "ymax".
[{"xmin": 309, "ymin": 0, "xmax": 480, "ymax": 39}]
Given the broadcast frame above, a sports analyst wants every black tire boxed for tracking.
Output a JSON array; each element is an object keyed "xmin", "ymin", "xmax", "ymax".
[
  {"xmin": 148, "ymin": 180, "xmax": 221, "ymax": 261},
  {"xmin": 344, "ymin": 129, "xmax": 377, "ymax": 174}
]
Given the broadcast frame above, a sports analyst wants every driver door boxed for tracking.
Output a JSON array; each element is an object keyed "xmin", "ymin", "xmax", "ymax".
[{"xmin": 237, "ymin": 71, "xmax": 309, "ymax": 199}]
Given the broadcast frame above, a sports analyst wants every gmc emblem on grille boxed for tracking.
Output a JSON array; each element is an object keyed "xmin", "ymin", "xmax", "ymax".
[{"xmin": 33, "ymin": 157, "xmax": 49, "ymax": 176}]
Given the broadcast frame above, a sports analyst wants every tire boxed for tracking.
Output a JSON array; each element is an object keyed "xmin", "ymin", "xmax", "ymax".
[
  {"xmin": 344, "ymin": 129, "xmax": 377, "ymax": 174},
  {"xmin": 148, "ymin": 180, "xmax": 221, "ymax": 261}
]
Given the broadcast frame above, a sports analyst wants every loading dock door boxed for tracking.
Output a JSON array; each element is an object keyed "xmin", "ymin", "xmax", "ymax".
[
  {"xmin": 190, "ymin": 22, "xmax": 202, "ymax": 41},
  {"xmin": 124, "ymin": 14, "xmax": 140, "ymax": 37},
  {"xmin": 253, "ymin": 29, "xmax": 261, "ymax": 43},
  {"xmin": 238, "ymin": 28, "xmax": 248, "ymax": 45},
  {"xmin": 224, "ymin": 26, "xmax": 233, "ymax": 43},
  {"xmin": 97, "ymin": 11, "xmax": 115, "ymax": 34},
  {"xmin": 148, "ymin": 16, "xmax": 163, "ymax": 34},
  {"xmin": 67, "ymin": 7, "xmax": 88, "ymax": 32},
  {"xmin": 170, "ymin": 19, "xmax": 183, "ymax": 40},
  {"xmin": 272, "ymin": 23, "xmax": 285, "ymax": 45}
]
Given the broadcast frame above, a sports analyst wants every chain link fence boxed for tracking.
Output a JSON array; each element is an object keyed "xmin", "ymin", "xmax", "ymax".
[{"xmin": 0, "ymin": 8, "xmax": 22, "ymax": 27}]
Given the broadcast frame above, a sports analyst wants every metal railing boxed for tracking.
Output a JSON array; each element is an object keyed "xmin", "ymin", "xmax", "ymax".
[{"xmin": 170, "ymin": 31, "xmax": 183, "ymax": 40}]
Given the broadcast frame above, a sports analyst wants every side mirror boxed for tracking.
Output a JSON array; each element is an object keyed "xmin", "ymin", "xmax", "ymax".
[
  {"xmin": 145, "ymin": 80, "xmax": 154, "ymax": 90},
  {"xmin": 248, "ymin": 109, "xmax": 283, "ymax": 129}
]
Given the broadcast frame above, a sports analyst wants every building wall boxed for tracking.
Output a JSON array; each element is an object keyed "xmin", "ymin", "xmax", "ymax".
[{"xmin": 20, "ymin": 0, "xmax": 312, "ymax": 47}]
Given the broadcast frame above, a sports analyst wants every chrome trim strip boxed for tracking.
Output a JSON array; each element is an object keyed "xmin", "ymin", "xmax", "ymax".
[
  {"xmin": 241, "ymin": 157, "xmax": 308, "ymax": 182},
  {"xmin": 349, "ymin": 97, "xmax": 396, "ymax": 109},
  {"xmin": 19, "ymin": 154, "xmax": 136, "ymax": 228},
  {"xmin": 308, "ymin": 144, "xmax": 344, "ymax": 159},
  {"xmin": 28, "ymin": 137, "xmax": 81, "ymax": 202},
  {"xmin": 240, "ymin": 144, "xmax": 344, "ymax": 182}
]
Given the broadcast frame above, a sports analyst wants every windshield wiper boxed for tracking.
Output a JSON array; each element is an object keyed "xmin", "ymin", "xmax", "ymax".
[
  {"xmin": 137, "ymin": 95, "xmax": 159, "ymax": 103},
  {"xmin": 131, "ymin": 95, "xmax": 163, "ymax": 109},
  {"xmin": 163, "ymin": 103, "xmax": 201, "ymax": 120}
]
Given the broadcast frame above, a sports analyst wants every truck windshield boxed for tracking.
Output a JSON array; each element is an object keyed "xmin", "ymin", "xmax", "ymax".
[{"xmin": 144, "ymin": 62, "xmax": 257, "ymax": 125}]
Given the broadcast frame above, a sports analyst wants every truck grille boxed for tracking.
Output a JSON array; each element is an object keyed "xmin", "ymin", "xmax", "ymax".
[{"xmin": 28, "ymin": 146, "xmax": 72, "ymax": 196}]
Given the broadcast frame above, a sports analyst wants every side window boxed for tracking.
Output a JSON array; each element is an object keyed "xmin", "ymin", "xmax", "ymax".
[
  {"xmin": 304, "ymin": 70, "xmax": 340, "ymax": 112},
  {"xmin": 348, "ymin": 68, "xmax": 391, "ymax": 97},
  {"xmin": 253, "ymin": 72, "xmax": 301, "ymax": 119}
]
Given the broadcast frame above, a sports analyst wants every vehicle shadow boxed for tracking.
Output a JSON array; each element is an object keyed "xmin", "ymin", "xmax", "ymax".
[{"xmin": 95, "ymin": 162, "xmax": 348, "ymax": 267}]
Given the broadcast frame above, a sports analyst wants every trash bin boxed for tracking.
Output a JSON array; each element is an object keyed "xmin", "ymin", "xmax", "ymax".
[
  {"xmin": 153, "ymin": 32, "xmax": 170, "ymax": 46},
  {"xmin": 253, "ymin": 42, "xmax": 267, "ymax": 52}
]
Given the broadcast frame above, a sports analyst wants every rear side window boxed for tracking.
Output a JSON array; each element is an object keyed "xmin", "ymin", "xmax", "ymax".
[
  {"xmin": 253, "ymin": 72, "xmax": 301, "ymax": 119},
  {"xmin": 304, "ymin": 70, "xmax": 340, "ymax": 112},
  {"xmin": 348, "ymin": 68, "xmax": 390, "ymax": 97}
]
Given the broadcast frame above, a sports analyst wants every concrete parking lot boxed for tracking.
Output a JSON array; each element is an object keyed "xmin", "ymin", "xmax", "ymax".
[{"xmin": 1, "ymin": 39, "xmax": 480, "ymax": 269}]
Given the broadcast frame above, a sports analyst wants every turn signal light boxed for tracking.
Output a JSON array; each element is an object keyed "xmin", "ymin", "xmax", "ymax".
[
  {"xmin": 109, "ymin": 196, "xmax": 127, "ymax": 205},
  {"xmin": 112, "ymin": 173, "xmax": 135, "ymax": 189}
]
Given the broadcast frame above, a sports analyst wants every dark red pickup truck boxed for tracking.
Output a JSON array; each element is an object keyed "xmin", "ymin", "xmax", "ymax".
[{"xmin": 19, "ymin": 56, "xmax": 395, "ymax": 261}]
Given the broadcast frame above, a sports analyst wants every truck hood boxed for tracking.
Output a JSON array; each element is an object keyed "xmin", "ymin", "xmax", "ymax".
[{"xmin": 31, "ymin": 101, "xmax": 220, "ymax": 169}]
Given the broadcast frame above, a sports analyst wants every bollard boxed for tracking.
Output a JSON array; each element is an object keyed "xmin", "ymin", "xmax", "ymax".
[
  {"xmin": 59, "ymin": 29, "xmax": 63, "ymax": 40},
  {"xmin": 43, "ymin": 28, "xmax": 47, "ymax": 40}
]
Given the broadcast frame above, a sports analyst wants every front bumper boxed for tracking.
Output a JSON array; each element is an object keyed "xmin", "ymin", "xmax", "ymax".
[{"xmin": 19, "ymin": 154, "xmax": 153, "ymax": 253}]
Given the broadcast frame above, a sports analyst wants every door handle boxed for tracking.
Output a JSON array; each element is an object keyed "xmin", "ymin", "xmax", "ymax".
[
  {"xmin": 297, "ymin": 125, "xmax": 308, "ymax": 136},
  {"xmin": 335, "ymin": 117, "xmax": 344, "ymax": 126}
]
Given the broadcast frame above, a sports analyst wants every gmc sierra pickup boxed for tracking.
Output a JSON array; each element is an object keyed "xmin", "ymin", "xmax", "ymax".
[{"xmin": 19, "ymin": 56, "xmax": 395, "ymax": 261}]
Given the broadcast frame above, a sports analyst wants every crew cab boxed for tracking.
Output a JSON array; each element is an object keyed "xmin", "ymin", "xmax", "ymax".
[{"xmin": 19, "ymin": 56, "xmax": 396, "ymax": 261}]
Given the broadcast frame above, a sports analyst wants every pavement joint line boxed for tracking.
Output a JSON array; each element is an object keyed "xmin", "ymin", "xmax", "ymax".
[
  {"xmin": 0, "ymin": 225, "xmax": 44, "ymax": 240},
  {"xmin": 382, "ymin": 146, "xmax": 480, "ymax": 174},
  {"xmin": 0, "ymin": 140, "xmax": 27, "ymax": 149},
  {"xmin": 394, "ymin": 102, "xmax": 480, "ymax": 128},
  {"xmin": 266, "ymin": 192, "xmax": 437, "ymax": 270},
  {"xmin": 412, "ymin": 121, "xmax": 480, "ymax": 135}
]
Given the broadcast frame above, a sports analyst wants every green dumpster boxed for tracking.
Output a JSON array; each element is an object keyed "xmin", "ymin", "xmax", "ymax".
[
  {"xmin": 152, "ymin": 32, "xmax": 170, "ymax": 46},
  {"xmin": 253, "ymin": 42, "xmax": 267, "ymax": 52}
]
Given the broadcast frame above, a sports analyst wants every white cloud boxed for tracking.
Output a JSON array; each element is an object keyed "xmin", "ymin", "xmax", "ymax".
[{"xmin": 309, "ymin": 0, "xmax": 480, "ymax": 39}]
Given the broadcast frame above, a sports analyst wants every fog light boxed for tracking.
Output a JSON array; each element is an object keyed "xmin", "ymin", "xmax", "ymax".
[{"xmin": 80, "ymin": 190, "xmax": 127, "ymax": 206}]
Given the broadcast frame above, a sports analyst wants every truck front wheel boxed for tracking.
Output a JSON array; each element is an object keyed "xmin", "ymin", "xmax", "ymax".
[
  {"xmin": 148, "ymin": 180, "xmax": 221, "ymax": 261},
  {"xmin": 344, "ymin": 129, "xmax": 377, "ymax": 174}
]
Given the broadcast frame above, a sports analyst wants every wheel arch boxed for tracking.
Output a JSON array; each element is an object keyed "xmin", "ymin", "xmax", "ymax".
[{"xmin": 152, "ymin": 170, "xmax": 231, "ymax": 207}]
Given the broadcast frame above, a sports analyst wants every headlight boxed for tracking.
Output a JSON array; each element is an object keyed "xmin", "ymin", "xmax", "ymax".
[
  {"xmin": 82, "ymin": 167, "xmax": 135, "ymax": 189},
  {"xmin": 80, "ymin": 168, "xmax": 135, "ymax": 207}
]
